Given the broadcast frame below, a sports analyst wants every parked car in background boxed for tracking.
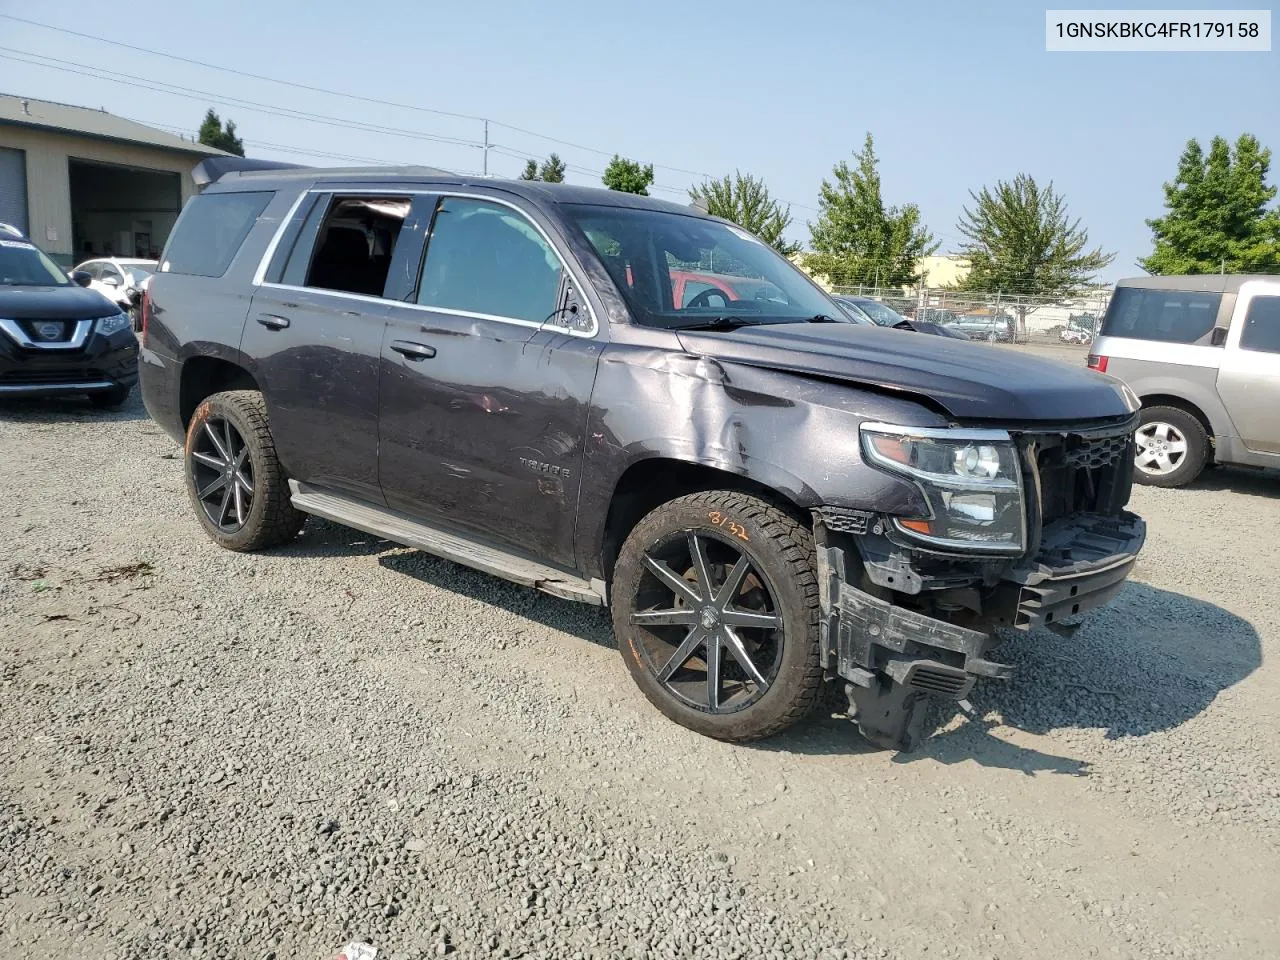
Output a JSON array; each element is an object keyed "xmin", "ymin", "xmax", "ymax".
[
  {"xmin": 1090, "ymin": 275, "xmax": 1280, "ymax": 487},
  {"xmin": 0, "ymin": 233, "xmax": 137, "ymax": 407},
  {"xmin": 71, "ymin": 257, "xmax": 157, "ymax": 328},
  {"xmin": 833, "ymin": 296, "xmax": 970, "ymax": 339},
  {"xmin": 669, "ymin": 269, "xmax": 787, "ymax": 308},
  {"xmin": 141, "ymin": 162, "xmax": 1145, "ymax": 751},
  {"xmin": 944, "ymin": 313, "xmax": 1014, "ymax": 342}
]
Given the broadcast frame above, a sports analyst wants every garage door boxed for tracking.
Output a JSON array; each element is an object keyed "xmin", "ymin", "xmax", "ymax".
[{"xmin": 0, "ymin": 147, "xmax": 29, "ymax": 235}]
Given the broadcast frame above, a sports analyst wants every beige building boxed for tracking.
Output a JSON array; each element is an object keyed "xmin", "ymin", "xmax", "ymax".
[
  {"xmin": 0, "ymin": 94, "xmax": 228, "ymax": 267},
  {"xmin": 916, "ymin": 254, "xmax": 970, "ymax": 288}
]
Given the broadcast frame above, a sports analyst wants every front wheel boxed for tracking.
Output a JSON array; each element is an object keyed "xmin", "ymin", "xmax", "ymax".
[{"xmin": 611, "ymin": 491, "xmax": 823, "ymax": 742}]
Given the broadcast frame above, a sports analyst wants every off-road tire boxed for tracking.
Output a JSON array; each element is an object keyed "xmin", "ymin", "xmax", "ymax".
[
  {"xmin": 1134, "ymin": 405, "xmax": 1209, "ymax": 488},
  {"xmin": 89, "ymin": 384, "xmax": 131, "ymax": 409},
  {"xmin": 612, "ymin": 491, "xmax": 824, "ymax": 742},
  {"xmin": 184, "ymin": 390, "xmax": 305, "ymax": 551}
]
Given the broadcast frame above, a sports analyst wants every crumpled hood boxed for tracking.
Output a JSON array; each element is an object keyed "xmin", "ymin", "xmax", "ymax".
[
  {"xmin": 676, "ymin": 322, "xmax": 1138, "ymax": 422},
  {"xmin": 0, "ymin": 284, "xmax": 120, "ymax": 320}
]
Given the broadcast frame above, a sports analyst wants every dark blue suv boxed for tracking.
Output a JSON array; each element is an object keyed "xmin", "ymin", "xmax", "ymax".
[{"xmin": 0, "ymin": 228, "xmax": 138, "ymax": 407}]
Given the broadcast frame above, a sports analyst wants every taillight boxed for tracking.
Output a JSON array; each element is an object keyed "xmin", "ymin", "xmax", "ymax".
[
  {"xmin": 1087, "ymin": 354, "xmax": 1108, "ymax": 373},
  {"xmin": 140, "ymin": 289, "xmax": 151, "ymax": 345}
]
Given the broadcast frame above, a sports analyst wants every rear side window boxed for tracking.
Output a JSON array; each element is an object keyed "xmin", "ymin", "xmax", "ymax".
[
  {"xmin": 284, "ymin": 195, "xmax": 412, "ymax": 298},
  {"xmin": 1101, "ymin": 287, "xmax": 1220, "ymax": 344},
  {"xmin": 1240, "ymin": 295, "xmax": 1280, "ymax": 354},
  {"xmin": 163, "ymin": 191, "xmax": 272, "ymax": 278}
]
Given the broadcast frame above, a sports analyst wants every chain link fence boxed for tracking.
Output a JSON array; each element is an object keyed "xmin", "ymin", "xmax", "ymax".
[{"xmin": 830, "ymin": 284, "xmax": 1112, "ymax": 348}]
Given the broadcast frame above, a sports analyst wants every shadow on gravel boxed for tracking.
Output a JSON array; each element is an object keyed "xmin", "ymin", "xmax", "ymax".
[
  {"xmin": 898, "ymin": 581, "xmax": 1261, "ymax": 773},
  {"xmin": 1182, "ymin": 465, "xmax": 1280, "ymax": 497},
  {"xmin": 378, "ymin": 550, "xmax": 617, "ymax": 649},
  {"xmin": 0, "ymin": 393, "xmax": 148, "ymax": 423},
  {"xmin": 300, "ymin": 537, "xmax": 1261, "ymax": 775},
  {"xmin": 273, "ymin": 518, "xmax": 398, "ymax": 560}
]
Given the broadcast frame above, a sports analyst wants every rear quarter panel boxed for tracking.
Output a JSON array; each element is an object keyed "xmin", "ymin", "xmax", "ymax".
[
  {"xmin": 140, "ymin": 187, "xmax": 302, "ymax": 442},
  {"xmin": 1092, "ymin": 335, "xmax": 1239, "ymax": 442}
]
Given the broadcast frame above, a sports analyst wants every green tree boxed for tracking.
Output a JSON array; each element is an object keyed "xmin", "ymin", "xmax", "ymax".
[
  {"xmin": 602, "ymin": 155, "xmax": 654, "ymax": 195},
  {"xmin": 539, "ymin": 153, "xmax": 566, "ymax": 183},
  {"xmin": 518, "ymin": 159, "xmax": 540, "ymax": 181},
  {"xmin": 197, "ymin": 109, "xmax": 245, "ymax": 157},
  {"xmin": 956, "ymin": 173, "xmax": 1114, "ymax": 337},
  {"xmin": 1141, "ymin": 134, "xmax": 1280, "ymax": 274},
  {"xmin": 806, "ymin": 134, "xmax": 937, "ymax": 287},
  {"xmin": 689, "ymin": 171, "xmax": 798, "ymax": 255}
]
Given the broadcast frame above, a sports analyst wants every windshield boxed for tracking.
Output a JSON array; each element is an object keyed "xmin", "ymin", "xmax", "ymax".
[
  {"xmin": 850, "ymin": 298, "xmax": 906, "ymax": 326},
  {"xmin": 0, "ymin": 239, "xmax": 70, "ymax": 287},
  {"xmin": 562, "ymin": 205, "xmax": 838, "ymax": 329},
  {"xmin": 122, "ymin": 264, "xmax": 155, "ymax": 284}
]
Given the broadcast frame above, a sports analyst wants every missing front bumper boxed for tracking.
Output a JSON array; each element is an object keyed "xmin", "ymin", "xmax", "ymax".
[{"xmin": 817, "ymin": 510, "xmax": 1145, "ymax": 750}]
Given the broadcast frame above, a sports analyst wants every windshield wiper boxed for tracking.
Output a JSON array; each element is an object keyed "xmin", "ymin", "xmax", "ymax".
[
  {"xmin": 671, "ymin": 316, "xmax": 772, "ymax": 331},
  {"xmin": 806, "ymin": 314, "xmax": 842, "ymax": 323}
]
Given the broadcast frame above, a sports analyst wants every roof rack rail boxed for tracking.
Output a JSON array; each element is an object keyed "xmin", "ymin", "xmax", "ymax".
[{"xmin": 192, "ymin": 156, "xmax": 309, "ymax": 189}]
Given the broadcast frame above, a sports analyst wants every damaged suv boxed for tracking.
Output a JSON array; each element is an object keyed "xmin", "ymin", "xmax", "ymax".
[{"xmin": 140, "ymin": 160, "xmax": 1146, "ymax": 749}]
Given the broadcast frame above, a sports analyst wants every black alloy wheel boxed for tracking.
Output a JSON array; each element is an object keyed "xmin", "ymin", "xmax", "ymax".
[
  {"xmin": 189, "ymin": 415, "xmax": 255, "ymax": 533},
  {"xmin": 631, "ymin": 530, "xmax": 785, "ymax": 714}
]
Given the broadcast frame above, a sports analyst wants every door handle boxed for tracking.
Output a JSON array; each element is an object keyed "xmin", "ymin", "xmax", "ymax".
[
  {"xmin": 390, "ymin": 340, "xmax": 437, "ymax": 361},
  {"xmin": 257, "ymin": 314, "xmax": 291, "ymax": 330}
]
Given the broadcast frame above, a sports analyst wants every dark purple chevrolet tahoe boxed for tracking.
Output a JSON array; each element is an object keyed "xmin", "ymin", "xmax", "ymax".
[{"xmin": 139, "ymin": 158, "xmax": 1145, "ymax": 750}]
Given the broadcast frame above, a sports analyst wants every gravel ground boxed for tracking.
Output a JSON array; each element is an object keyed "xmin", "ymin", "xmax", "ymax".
[{"xmin": 2, "ymin": 391, "xmax": 1278, "ymax": 960}]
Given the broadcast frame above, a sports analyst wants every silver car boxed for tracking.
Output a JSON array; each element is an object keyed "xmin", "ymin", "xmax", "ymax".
[{"xmin": 1090, "ymin": 275, "xmax": 1280, "ymax": 487}]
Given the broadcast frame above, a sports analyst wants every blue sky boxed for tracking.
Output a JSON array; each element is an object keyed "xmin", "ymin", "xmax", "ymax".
[{"xmin": 2, "ymin": 0, "xmax": 1276, "ymax": 280}]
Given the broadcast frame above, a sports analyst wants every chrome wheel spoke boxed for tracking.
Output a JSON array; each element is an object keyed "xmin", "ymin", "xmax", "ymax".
[
  {"xmin": 232, "ymin": 482, "xmax": 246, "ymax": 525},
  {"xmin": 203, "ymin": 421, "xmax": 230, "ymax": 461},
  {"xmin": 705, "ymin": 632, "xmax": 723, "ymax": 710},
  {"xmin": 642, "ymin": 555, "xmax": 702, "ymax": 605},
  {"xmin": 198, "ymin": 474, "xmax": 228, "ymax": 500},
  {"xmin": 688, "ymin": 534, "xmax": 714, "ymax": 599},
  {"xmin": 713, "ymin": 555, "xmax": 751, "ymax": 608},
  {"xmin": 723, "ymin": 625, "xmax": 769, "ymax": 690},
  {"xmin": 657, "ymin": 627, "xmax": 707, "ymax": 683},
  {"xmin": 192, "ymin": 451, "xmax": 224, "ymax": 471},
  {"xmin": 720, "ymin": 608, "xmax": 781, "ymax": 630},
  {"xmin": 631, "ymin": 608, "xmax": 698, "ymax": 627},
  {"xmin": 216, "ymin": 484, "xmax": 234, "ymax": 526}
]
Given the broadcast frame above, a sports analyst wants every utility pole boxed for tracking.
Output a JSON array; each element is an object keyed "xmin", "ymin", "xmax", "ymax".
[{"xmin": 482, "ymin": 120, "xmax": 489, "ymax": 177}]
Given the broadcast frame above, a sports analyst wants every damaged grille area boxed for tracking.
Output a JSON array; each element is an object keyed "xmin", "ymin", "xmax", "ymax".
[{"xmin": 1021, "ymin": 419, "xmax": 1137, "ymax": 526}]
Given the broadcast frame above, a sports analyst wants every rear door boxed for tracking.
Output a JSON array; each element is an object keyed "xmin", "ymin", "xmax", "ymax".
[
  {"xmin": 376, "ymin": 192, "xmax": 601, "ymax": 568},
  {"xmin": 1217, "ymin": 281, "xmax": 1280, "ymax": 455},
  {"xmin": 244, "ymin": 191, "xmax": 413, "ymax": 504}
]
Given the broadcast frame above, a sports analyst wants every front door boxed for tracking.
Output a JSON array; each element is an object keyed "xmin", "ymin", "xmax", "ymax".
[
  {"xmin": 1217, "ymin": 282, "xmax": 1280, "ymax": 455},
  {"xmin": 377, "ymin": 194, "xmax": 601, "ymax": 569},
  {"xmin": 243, "ymin": 192, "xmax": 414, "ymax": 503}
]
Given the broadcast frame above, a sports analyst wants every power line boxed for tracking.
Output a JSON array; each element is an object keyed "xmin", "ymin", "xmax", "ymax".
[
  {"xmin": 0, "ymin": 13, "xmax": 714, "ymax": 180},
  {"xmin": 0, "ymin": 49, "xmax": 484, "ymax": 150}
]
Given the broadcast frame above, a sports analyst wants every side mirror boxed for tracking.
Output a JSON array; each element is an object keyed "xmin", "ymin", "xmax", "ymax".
[
  {"xmin": 102, "ymin": 275, "xmax": 120, "ymax": 287},
  {"xmin": 1210, "ymin": 327, "xmax": 1228, "ymax": 347},
  {"xmin": 71, "ymin": 270, "xmax": 93, "ymax": 287}
]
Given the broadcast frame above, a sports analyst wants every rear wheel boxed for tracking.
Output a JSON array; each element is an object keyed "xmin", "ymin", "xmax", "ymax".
[
  {"xmin": 611, "ymin": 491, "xmax": 823, "ymax": 742},
  {"xmin": 1134, "ymin": 405, "xmax": 1208, "ymax": 488},
  {"xmin": 184, "ymin": 390, "xmax": 305, "ymax": 551}
]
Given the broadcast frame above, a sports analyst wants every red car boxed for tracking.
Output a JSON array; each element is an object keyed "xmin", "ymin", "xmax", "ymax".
[{"xmin": 668, "ymin": 270, "xmax": 786, "ymax": 308}]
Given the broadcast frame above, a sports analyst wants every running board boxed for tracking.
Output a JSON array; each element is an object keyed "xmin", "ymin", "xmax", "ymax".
[{"xmin": 288, "ymin": 481, "xmax": 606, "ymax": 606}]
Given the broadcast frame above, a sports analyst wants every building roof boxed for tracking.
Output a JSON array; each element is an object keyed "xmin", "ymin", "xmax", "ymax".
[{"xmin": 0, "ymin": 94, "xmax": 231, "ymax": 157}]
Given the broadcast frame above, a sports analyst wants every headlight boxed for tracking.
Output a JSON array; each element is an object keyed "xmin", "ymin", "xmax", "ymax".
[
  {"xmin": 859, "ymin": 423, "xmax": 1025, "ymax": 553},
  {"xmin": 95, "ymin": 312, "xmax": 131, "ymax": 336}
]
